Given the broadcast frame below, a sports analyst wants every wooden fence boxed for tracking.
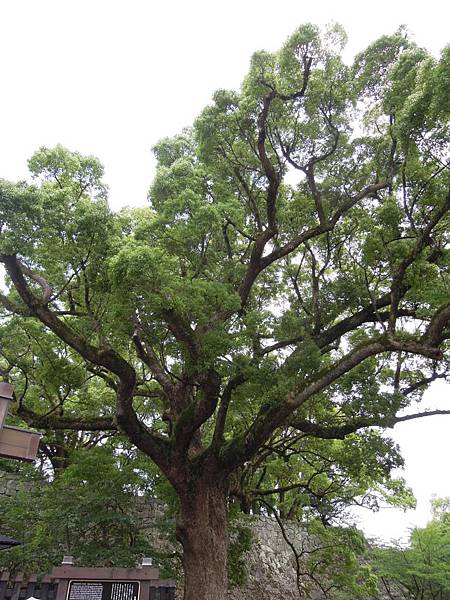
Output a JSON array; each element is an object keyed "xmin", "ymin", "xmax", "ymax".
[
  {"xmin": 0, "ymin": 573, "xmax": 58, "ymax": 600},
  {"xmin": 0, "ymin": 572, "xmax": 175, "ymax": 600}
]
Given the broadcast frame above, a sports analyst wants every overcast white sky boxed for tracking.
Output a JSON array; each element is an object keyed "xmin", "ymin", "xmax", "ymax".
[{"xmin": 0, "ymin": 0, "xmax": 449, "ymax": 541}]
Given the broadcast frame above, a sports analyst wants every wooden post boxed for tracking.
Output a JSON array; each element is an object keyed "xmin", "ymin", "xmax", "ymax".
[{"xmin": 0, "ymin": 383, "xmax": 14, "ymax": 429}]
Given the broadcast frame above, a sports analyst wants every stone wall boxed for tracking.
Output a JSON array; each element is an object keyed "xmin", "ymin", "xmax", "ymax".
[
  {"xmin": 0, "ymin": 471, "xmax": 29, "ymax": 497},
  {"xmin": 231, "ymin": 515, "xmax": 304, "ymax": 600}
]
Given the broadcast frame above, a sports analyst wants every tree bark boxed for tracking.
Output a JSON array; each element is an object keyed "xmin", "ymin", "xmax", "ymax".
[{"xmin": 176, "ymin": 475, "xmax": 229, "ymax": 600}]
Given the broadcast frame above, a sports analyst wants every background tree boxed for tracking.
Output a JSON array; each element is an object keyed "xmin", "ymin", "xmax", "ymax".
[
  {"xmin": 0, "ymin": 24, "xmax": 449, "ymax": 600},
  {"xmin": 0, "ymin": 448, "xmax": 160, "ymax": 573},
  {"xmin": 373, "ymin": 498, "xmax": 450, "ymax": 600}
]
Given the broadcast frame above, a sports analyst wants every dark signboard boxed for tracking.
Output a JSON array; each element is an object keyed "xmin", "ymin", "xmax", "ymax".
[{"xmin": 67, "ymin": 581, "xmax": 140, "ymax": 600}]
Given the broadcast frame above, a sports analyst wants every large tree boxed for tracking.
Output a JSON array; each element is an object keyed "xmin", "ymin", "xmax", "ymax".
[{"xmin": 1, "ymin": 24, "xmax": 449, "ymax": 599}]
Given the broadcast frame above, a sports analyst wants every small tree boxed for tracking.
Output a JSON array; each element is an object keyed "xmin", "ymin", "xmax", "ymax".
[{"xmin": 1, "ymin": 25, "xmax": 449, "ymax": 599}]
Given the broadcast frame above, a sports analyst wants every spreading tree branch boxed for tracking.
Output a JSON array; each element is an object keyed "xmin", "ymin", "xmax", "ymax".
[
  {"xmin": 221, "ymin": 334, "xmax": 444, "ymax": 470},
  {"xmin": 0, "ymin": 253, "xmax": 171, "ymax": 471}
]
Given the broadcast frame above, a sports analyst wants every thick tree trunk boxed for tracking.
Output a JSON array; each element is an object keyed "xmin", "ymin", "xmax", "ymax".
[{"xmin": 176, "ymin": 476, "xmax": 229, "ymax": 600}]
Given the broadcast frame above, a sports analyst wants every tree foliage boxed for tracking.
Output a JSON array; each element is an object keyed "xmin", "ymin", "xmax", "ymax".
[
  {"xmin": 373, "ymin": 499, "xmax": 450, "ymax": 600},
  {"xmin": 0, "ymin": 448, "xmax": 158, "ymax": 573}
]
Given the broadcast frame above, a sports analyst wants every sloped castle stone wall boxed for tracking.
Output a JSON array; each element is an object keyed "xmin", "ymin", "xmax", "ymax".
[{"xmin": 230, "ymin": 515, "xmax": 303, "ymax": 600}]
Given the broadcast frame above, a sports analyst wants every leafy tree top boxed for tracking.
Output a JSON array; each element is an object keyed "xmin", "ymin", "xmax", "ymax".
[{"xmin": 0, "ymin": 22, "xmax": 448, "ymax": 503}]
